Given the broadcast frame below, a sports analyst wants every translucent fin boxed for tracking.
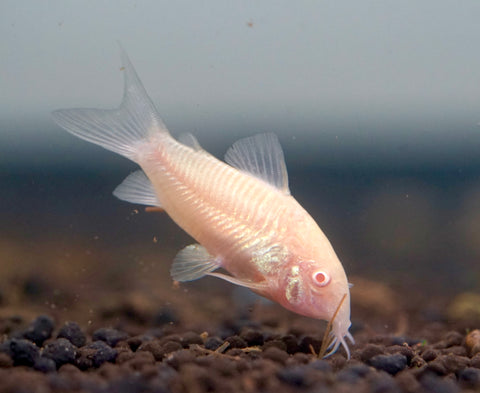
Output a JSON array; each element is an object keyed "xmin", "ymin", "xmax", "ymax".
[
  {"xmin": 178, "ymin": 133, "xmax": 202, "ymax": 151},
  {"xmin": 113, "ymin": 170, "xmax": 162, "ymax": 207},
  {"xmin": 51, "ymin": 48, "xmax": 169, "ymax": 161},
  {"xmin": 171, "ymin": 244, "xmax": 219, "ymax": 282},
  {"xmin": 207, "ymin": 272, "xmax": 268, "ymax": 291},
  {"xmin": 225, "ymin": 133, "xmax": 290, "ymax": 195}
]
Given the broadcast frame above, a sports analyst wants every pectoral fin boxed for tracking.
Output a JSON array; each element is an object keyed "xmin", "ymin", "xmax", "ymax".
[{"xmin": 170, "ymin": 244, "xmax": 219, "ymax": 282}]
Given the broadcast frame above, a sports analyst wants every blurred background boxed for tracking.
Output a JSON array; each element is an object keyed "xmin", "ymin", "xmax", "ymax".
[{"xmin": 2, "ymin": 0, "xmax": 480, "ymax": 317}]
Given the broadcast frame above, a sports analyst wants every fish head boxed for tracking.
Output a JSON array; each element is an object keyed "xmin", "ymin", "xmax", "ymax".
[{"xmin": 282, "ymin": 257, "xmax": 353, "ymax": 357}]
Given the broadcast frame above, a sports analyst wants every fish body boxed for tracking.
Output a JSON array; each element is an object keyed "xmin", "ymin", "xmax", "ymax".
[{"xmin": 52, "ymin": 50, "xmax": 353, "ymax": 357}]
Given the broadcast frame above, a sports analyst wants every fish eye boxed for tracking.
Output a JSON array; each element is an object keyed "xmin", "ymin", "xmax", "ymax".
[{"xmin": 312, "ymin": 271, "xmax": 330, "ymax": 287}]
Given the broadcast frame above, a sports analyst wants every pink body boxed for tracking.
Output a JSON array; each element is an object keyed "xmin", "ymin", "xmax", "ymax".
[
  {"xmin": 138, "ymin": 134, "xmax": 348, "ymax": 317},
  {"xmin": 52, "ymin": 49, "xmax": 354, "ymax": 357}
]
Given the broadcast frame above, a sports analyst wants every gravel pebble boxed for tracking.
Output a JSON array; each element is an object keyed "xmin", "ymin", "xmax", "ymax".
[
  {"xmin": 282, "ymin": 335, "xmax": 300, "ymax": 354},
  {"xmin": 122, "ymin": 351, "xmax": 155, "ymax": 370},
  {"xmin": 470, "ymin": 353, "xmax": 480, "ymax": 368},
  {"xmin": 92, "ymin": 328, "xmax": 129, "ymax": 347},
  {"xmin": 368, "ymin": 354, "xmax": 408, "ymax": 375},
  {"xmin": 368, "ymin": 371, "xmax": 400, "ymax": 393},
  {"xmin": 0, "ymin": 339, "xmax": 39, "ymax": 366},
  {"xmin": 42, "ymin": 338, "xmax": 77, "ymax": 368},
  {"xmin": 386, "ymin": 344, "xmax": 415, "ymax": 362},
  {"xmin": 138, "ymin": 339, "xmax": 182, "ymax": 360},
  {"xmin": 420, "ymin": 372, "xmax": 460, "ymax": 393},
  {"xmin": 125, "ymin": 335, "xmax": 145, "ymax": 351},
  {"xmin": 465, "ymin": 330, "xmax": 480, "ymax": 356},
  {"xmin": 298, "ymin": 336, "xmax": 321, "ymax": 354},
  {"xmin": 180, "ymin": 331, "xmax": 204, "ymax": 347},
  {"xmin": 165, "ymin": 348, "xmax": 196, "ymax": 370},
  {"xmin": 57, "ymin": 321, "xmax": 86, "ymax": 347},
  {"xmin": 457, "ymin": 367, "xmax": 480, "ymax": 389},
  {"xmin": 22, "ymin": 315, "xmax": 55, "ymax": 346},
  {"xmin": 309, "ymin": 359, "xmax": 331, "ymax": 372},
  {"xmin": 262, "ymin": 346, "xmax": 289, "ymax": 364},
  {"xmin": 337, "ymin": 363, "xmax": 371, "ymax": 384},
  {"xmin": 204, "ymin": 336, "xmax": 223, "ymax": 351},
  {"xmin": 262, "ymin": 339, "xmax": 287, "ymax": 352},
  {"xmin": 277, "ymin": 364, "xmax": 317, "ymax": 387},
  {"xmin": 225, "ymin": 335, "xmax": 247, "ymax": 348},
  {"xmin": 163, "ymin": 341, "xmax": 185, "ymax": 357},
  {"xmin": 444, "ymin": 331, "xmax": 464, "ymax": 347},
  {"xmin": 33, "ymin": 356, "xmax": 57, "ymax": 372},
  {"xmin": 77, "ymin": 341, "xmax": 117, "ymax": 369},
  {"xmin": 421, "ymin": 348, "xmax": 438, "ymax": 361},
  {"xmin": 240, "ymin": 328, "xmax": 264, "ymax": 346},
  {"xmin": 0, "ymin": 352, "xmax": 13, "ymax": 368},
  {"xmin": 360, "ymin": 343, "xmax": 385, "ymax": 362}
]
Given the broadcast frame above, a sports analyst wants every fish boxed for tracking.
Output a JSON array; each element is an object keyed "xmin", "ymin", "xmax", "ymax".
[{"xmin": 52, "ymin": 49, "xmax": 354, "ymax": 358}]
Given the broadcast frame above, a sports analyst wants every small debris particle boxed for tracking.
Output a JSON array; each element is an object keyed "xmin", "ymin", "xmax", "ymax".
[{"xmin": 214, "ymin": 341, "xmax": 230, "ymax": 353}]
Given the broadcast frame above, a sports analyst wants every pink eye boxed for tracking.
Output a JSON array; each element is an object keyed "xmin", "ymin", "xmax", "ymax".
[{"xmin": 312, "ymin": 271, "xmax": 330, "ymax": 286}]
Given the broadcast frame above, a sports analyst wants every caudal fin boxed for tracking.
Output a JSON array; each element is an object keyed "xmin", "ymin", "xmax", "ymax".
[{"xmin": 51, "ymin": 48, "xmax": 169, "ymax": 161}]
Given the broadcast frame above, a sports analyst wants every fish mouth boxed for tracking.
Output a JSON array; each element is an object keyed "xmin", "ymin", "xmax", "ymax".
[
  {"xmin": 322, "ymin": 328, "xmax": 355, "ymax": 359},
  {"xmin": 318, "ymin": 292, "xmax": 354, "ymax": 359}
]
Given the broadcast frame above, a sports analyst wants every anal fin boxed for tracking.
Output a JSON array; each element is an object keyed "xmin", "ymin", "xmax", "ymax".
[{"xmin": 113, "ymin": 170, "xmax": 162, "ymax": 207}]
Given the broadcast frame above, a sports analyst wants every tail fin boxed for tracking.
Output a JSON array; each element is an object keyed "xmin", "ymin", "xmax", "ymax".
[{"xmin": 51, "ymin": 48, "xmax": 169, "ymax": 161}]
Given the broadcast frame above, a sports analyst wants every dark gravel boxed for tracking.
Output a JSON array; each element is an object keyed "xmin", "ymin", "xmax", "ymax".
[
  {"xmin": 0, "ymin": 239, "xmax": 479, "ymax": 393},
  {"xmin": 0, "ymin": 311, "xmax": 477, "ymax": 393},
  {"xmin": 368, "ymin": 353, "xmax": 408, "ymax": 375},
  {"xmin": 20, "ymin": 315, "xmax": 55, "ymax": 346},
  {"xmin": 57, "ymin": 321, "xmax": 86, "ymax": 347},
  {"xmin": 42, "ymin": 338, "xmax": 77, "ymax": 368}
]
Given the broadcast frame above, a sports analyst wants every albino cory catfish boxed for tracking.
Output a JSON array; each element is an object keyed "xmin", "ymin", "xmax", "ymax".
[{"xmin": 52, "ymin": 50, "xmax": 354, "ymax": 357}]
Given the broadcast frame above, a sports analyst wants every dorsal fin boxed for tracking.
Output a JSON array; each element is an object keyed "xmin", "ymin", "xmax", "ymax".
[
  {"xmin": 113, "ymin": 170, "xmax": 162, "ymax": 207},
  {"xmin": 224, "ymin": 133, "xmax": 290, "ymax": 195}
]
